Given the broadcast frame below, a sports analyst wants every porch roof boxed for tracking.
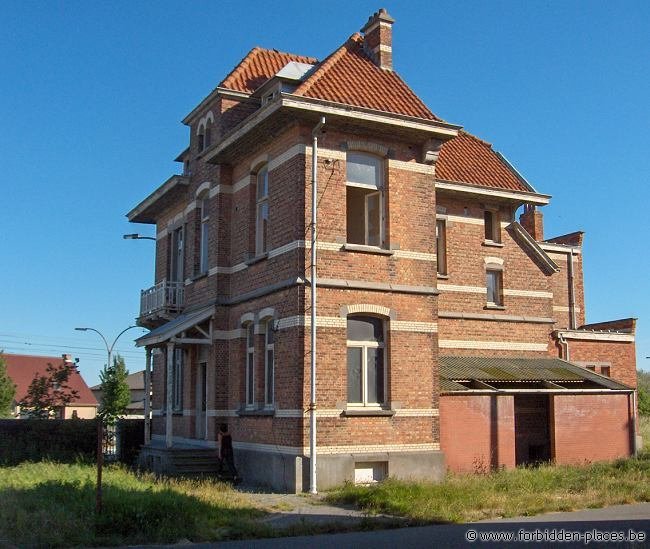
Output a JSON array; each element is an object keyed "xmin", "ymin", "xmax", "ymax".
[
  {"xmin": 135, "ymin": 304, "xmax": 214, "ymax": 347},
  {"xmin": 440, "ymin": 356, "xmax": 632, "ymax": 394}
]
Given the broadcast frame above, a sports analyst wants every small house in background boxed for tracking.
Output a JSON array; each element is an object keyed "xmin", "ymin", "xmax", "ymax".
[
  {"xmin": 91, "ymin": 370, "xmax": 146, "ymax": 419},
  {"xmin": 4, "ymin": 353, "xmax": 98, "ymax": 419}
]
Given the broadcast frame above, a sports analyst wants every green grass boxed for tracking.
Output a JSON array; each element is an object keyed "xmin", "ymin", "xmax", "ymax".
[
  {"xmin": 0, "ymin": 462, "xmax": 268, "ymax": 547},
  {"xmin": 640, "ymin": 415, "xmax": 650, "ymax": 451},
  {"xmin": 326, "ymin": 453, "xmax": 650, "ymax": 524}
]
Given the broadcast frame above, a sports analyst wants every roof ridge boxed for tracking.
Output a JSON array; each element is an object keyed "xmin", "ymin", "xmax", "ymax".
[
  {"xmin": 3, "ymin": 352, "xmax": 64, "ymax": 360},
  {"xmin": 294, "ymin": 33, "xmax": 363, "ymax": 96}
]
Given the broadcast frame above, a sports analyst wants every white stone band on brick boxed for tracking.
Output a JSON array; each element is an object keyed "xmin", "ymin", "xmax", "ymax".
[
  {"xmin": 438, "ymin": 283, "xmax": 553, "ymax": 299},
  {"xmin": 439, "ymin": 339, "xmax": 549, "ymax": 351},
  {"xmin": 553, "ymin": 305, "xmax": 582, "ymax": 312}
]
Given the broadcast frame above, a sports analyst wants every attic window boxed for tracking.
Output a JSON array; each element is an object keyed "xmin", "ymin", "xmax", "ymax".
[
  {"xmin": 262, "ymin": 91, "xmax": 276, "ymax": 106},
  {"xmin": 484, "ymin": 209, "xmax": 501, "ymax": 243}
]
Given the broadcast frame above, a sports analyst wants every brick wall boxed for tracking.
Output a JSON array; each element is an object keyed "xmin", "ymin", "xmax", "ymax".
[
  {"xmin": 552, "ymin": 393, "xmax": 633, "ymax": 464},
  {"xmin": 440, "ymin": 395, "xmax": 515, "ymax": 473}
]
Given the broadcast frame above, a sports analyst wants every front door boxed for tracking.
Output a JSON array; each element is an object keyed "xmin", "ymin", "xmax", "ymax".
[{"xmin": 195, "ymin": 361, "xmax": 207, "ymax": 439}]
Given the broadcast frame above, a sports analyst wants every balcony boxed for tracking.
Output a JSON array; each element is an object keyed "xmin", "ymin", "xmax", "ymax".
[{"xmin": 139, "ymin": 279, "xmax": 184, "ymax": 326}]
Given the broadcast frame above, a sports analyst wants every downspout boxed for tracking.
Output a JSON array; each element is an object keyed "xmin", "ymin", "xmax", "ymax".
[
  {"xmin": 632, "ymin": 390, "xmax": 639, "ymax": 455},
  {"xmin": 309, "ymin": 116, "xmax": 325, "ymax": 495},
  {"xmin": 568, "ymin": 247, "xmax": 577, "ymax": 330}
]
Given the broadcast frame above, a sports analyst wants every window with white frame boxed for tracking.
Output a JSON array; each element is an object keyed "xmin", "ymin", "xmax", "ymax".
[
  {"xmin": 347, "ymin": 316, "xmax": 386, "ymax": 405},
  {"xmin": 170, "ymin": 226, "xmax": 184, "ymax": 283},
  {"xmin": 245, "ymin": 323, "xmax": 255, "ymax": 407},
  {"xmin": 346, "ymin": 152, "xmax": 384, "ymax": 247},
  {"xmin": 256, "ymin": 166, "xmax": 269, "ymax": 255},
  {"xmin": 436, "ymin": 219, "xmax": 447, "ymax": 275},
  {"xmin": 172, "ymin": 348, "xmax": 183, "ymax": 411},
  {"xmin": 199, "ymin": 196, "xmax": 209, "ymax": 274},
  {"xmin": 484, "ymin": 209, "xmax": 501, "ymax": 243},
  {"xmin": 264, "ymin": 320, "xmax": 274, "ymax": 406},
  {"xmin": 486, "ymin": 269, "xmax": 503, "ymax": 306}
]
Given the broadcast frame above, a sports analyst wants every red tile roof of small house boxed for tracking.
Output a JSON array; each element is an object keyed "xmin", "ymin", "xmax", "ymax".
[{"xmin": 4, "ymin": 353, "xmax": 98, "ymax": 406}]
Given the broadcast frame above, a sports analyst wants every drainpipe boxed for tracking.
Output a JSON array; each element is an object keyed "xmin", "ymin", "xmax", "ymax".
[
  {"xmin": 568, "ymin": 248, "xmax": 577, "ymax": 330},
  {"xmin": 632, "ymin": 390, "xmax": 639, "ymax": 455},
  {"xmin": 310, "ymin": 116, "xmax": 325, "ymax": 495}
]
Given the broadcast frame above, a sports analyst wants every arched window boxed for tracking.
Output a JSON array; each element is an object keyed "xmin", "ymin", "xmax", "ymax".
[
  {"xmin": 346, "ymin": 152, "xmax": 384, "ymax": 247},
  {"xmin": 255, "ymin": 166, "xmax": 269, "ymax": 254},
  {"xmin": 347, "ymin": 315, "xmax": 386, "ymax": 405}
]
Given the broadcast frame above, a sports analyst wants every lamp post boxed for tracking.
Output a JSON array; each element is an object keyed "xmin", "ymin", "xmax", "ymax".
[
  {"xmin": 123, "ymin": 233, "xmax": 156, "ymax": 241},
  {"xmin": 75, "ymin": 325, "xmax": 139, "ymax": 514}
]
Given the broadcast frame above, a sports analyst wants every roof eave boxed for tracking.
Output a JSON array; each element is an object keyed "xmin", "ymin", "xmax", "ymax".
[
  {"xmin": 126, "ymin": 174, "xmax": 190, "ymax": 224},
  {"xmin": 435, "ymin": 179, "xmax": 551, "ymax": 206},
  {"xmin": 181, "ymin": 87, "xmax": 254, "ymax": 126},
  {"xmin": 280, "ymin": 94, "xmax": 461, "ymax": 138}
]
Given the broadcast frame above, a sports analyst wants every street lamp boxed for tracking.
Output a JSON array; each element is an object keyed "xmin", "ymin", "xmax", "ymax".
[
  {"xmin": 75, "ymin": 326, "xmax": 139, "ymax": 371},
  {"xmin": 75, "ymin": 325, "xmax": 140, "ymax": 515},
  {"xmin": 123, "ymin": 233, "xmax": 156, "ymax": 241}
]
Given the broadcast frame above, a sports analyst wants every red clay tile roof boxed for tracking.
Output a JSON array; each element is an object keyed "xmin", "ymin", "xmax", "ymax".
[
  {"xmin": 436, "ymin": 131, "xmax": 531, "ymax": 192},
  {"xmin": 294, "ymin": 34, "xmax": 439, "ymax": 121},
  {"xmin": 218, "ymin": 40, "xmax": 531, "ymax": 194},
  {"xmin": 4, "ymin": 354, "xmax": 98, "ymax": 406},
  {"xmin": 219, "ymin": 47, "xmax": 318, "ymax": 94}
]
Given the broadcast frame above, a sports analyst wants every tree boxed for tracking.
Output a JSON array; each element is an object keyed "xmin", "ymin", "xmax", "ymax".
[
  {"xmin": 639, "ymin": 387, "xmax": 650, "ymax": 417},
  {"xmin": 98, "ymin": 354, "xmax": 130, "ymax": 425},
  {"xmin": 0, "ymin": 352, "xmax": 16, "ymax": 418},
  {"xmin": 19, "ymin": 360, "xmax": 79, "ymax": 418}
]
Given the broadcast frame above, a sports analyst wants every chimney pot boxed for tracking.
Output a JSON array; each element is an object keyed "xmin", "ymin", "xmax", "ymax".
[{"xmin": 360, "ymin": 8, "xmax": 395, "ymax": 70}]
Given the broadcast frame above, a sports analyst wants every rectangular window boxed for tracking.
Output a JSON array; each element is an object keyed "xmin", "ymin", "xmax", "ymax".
[
  {"xmin": 246, "ymin": 323, "xmax": 255, "ymax": 407},
  {"xmin": 200, "ymin": 198, "xmax": 209, "ymax": 274},
  {"xmin": 170, "ymin": 226, "xmax": 184, "ymax": 282},
  {"xmin": 436, "ymin": 219, "xmax": 447, "ymax": 275},
  {"xmin": 346, "ymin": 152, "xmax": 384, "ymax": 247},
  {"xmin": 172, "ymin": 349, "xmax": 183, "ymax": 411},
  {"xmin": 486, "ymin": 269, "xmax": 503, "ymax": 306},
  {"xmin": 346, "ymin": 316, "xmax": 386, "ymax": 406},
  {"xmin": 264, "ymin": 323, "xmax": 274, "ymax": 406},
  {"xmin": 256, "ymin": 167, "xmax": 269, "ymax": 255},
  {"xmin": 600, "ymin": 366, "xmax": 611, "ymax": 377},
  {"xmin": 484, "ymin": 209, "xmax": 501, "ymax": 243}
]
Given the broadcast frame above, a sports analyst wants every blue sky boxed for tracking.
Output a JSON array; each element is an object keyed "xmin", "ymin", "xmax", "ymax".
[{"xmin": 1, "ymin": 0, "xmax": 648, "ymax": 386}]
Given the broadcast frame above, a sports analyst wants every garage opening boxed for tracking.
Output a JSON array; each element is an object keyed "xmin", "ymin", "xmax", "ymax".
[{"xmin": 514, "ymin": 395, "xmax": 551, "ymax": 465}]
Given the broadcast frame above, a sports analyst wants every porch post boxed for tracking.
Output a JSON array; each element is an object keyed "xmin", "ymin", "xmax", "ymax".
[
  {"xmin": 144, "ymin": 346, "xmax": 152, "ymax": 444},
  {"xmin": 166, "ymin": 342, "xmax": 174, "ymax": 448}
]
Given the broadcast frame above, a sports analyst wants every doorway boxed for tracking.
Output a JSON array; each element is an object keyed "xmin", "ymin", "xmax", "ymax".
[{"xmin": 514, "ymin": 395, "xmax": 551, "ymax": 465}]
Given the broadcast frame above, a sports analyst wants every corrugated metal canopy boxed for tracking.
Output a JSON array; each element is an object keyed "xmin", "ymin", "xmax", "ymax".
[{"xmin": 440, "ymin": 356, "xmax": 630, "ymax": 392}]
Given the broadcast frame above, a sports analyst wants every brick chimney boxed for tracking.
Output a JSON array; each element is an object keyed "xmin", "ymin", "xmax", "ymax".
[
  {"xmin": 520, "ymin": 204, "xmax": 544, "ymax": 241},
  {"xmin": 361, "ymin": 8, "xmax": 395, "ymax": 70}
]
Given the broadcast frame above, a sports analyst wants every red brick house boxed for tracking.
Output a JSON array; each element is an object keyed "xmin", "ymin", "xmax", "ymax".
[
  {"xmin": 127, "ymin": 9, "xmax": 638, "ymax": 490},
  {"xmin": 4, "ymin": 353, "xmax": 98, "ymax": 419}
]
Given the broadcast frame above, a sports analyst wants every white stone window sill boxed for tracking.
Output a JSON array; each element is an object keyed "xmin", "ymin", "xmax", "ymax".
[
  {"xmin": 482, "ymin": 240, "xmax": 504, "ymax": 248},
  {"xmin": 342, "ymin": 243, "xmax": 395, "ymax": 256}
]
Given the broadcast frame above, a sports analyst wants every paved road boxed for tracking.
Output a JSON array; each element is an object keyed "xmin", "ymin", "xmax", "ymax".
[{"xmin": 134, "ymin": 503, "xmax": 650, "ymax": 549}]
